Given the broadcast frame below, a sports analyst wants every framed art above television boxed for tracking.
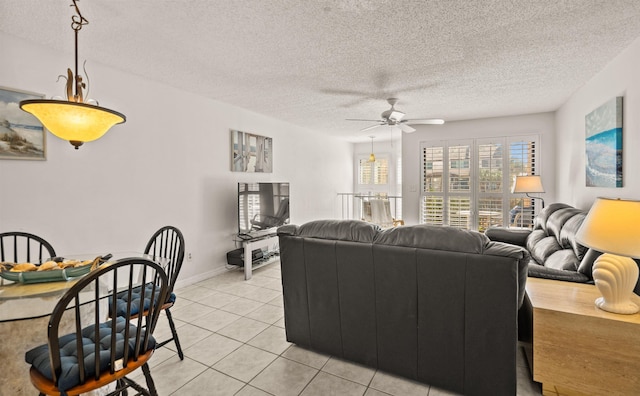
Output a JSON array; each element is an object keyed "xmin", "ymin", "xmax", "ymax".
[{"xmin": 231, "ymin": 129, "xmax": 272, "ymax": 173}]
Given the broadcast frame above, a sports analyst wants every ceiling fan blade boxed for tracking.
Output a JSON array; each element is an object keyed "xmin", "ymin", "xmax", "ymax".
[
  {"xmin": 398, "ymin": 123, "xmax": 416, "ymax": 133},
  {"xmin": 360, "ymin": 124, "xmax": 383, "ymax": 132},
  {"xmin": 321, "ymin": 88, "xmax": 371, "ymax": 96},
  {"xmin": 346, "ymin": 118, "xmax": 384, "ymax": 122},
  {"xmin": 406, "ymin": 118, "xmax": 445, "ymax": 125}
]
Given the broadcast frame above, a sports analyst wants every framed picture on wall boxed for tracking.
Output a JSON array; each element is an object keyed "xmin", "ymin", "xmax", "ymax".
[
  {"xmin": 230, "ymin": 129, "xmax": 273, "ymax": 173},
  {"xmin": 0, "ymin": 86, "xmax": 46, "ymax": 160},
  {"xmin": 585, "ymin": 96, "xmax": 623, "ymax": 187}
]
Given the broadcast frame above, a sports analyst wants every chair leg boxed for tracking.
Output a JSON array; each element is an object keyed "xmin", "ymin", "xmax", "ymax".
[
  {"xmin": 142, "ymin": 362, "xmax": 158, "ymax": 396},
  {"xmin": 165, "ymin": 308, "xmax": 184, "ymax": 360},
  {"xmin": 115, "ymin": 378, "xmax": 128, "ymax": 396}
]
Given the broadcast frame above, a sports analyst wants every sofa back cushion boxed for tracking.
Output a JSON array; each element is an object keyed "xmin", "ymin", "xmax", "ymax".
[
  {"xmin": 283, "ymin": 219, "xmax": 380, "ymax": 242},
  {"xmin": 527, "ymin": 204, "xmax": 588, "ymax": 271},
  {"xmin": 374, "ymin": 224, "xmax": 489, "ymax": 254}
]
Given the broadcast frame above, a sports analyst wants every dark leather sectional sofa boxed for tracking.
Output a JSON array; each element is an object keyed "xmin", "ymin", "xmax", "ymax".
[
  {"xmin": 486, "ymin": 202, "xmax": 640, "ymax": 293},
  {"xmin": 277, "ymin": 220, "xmax": 530, "ymax": 396}
]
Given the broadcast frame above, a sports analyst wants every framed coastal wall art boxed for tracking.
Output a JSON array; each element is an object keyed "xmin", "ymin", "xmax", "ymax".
[
  {"xmin": 230, "ymin": 129, "xmax": 273, "ymax": 173},
  {"xmin": 585, "ymin": 96, "xmax": 623, "ymax": 188},
  {"xmin": 0, "ymin": 86, "xmax": 46, "ymax": 160}
]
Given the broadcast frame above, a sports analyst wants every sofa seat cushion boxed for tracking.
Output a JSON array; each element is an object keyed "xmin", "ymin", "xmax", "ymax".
[
  {"xmin": 527, "ymin": 260, "xmax": 590, "ymax": 282},
  {"xmin": 25, "ymin": 317, "xmax": 155, "ymax": 392}
]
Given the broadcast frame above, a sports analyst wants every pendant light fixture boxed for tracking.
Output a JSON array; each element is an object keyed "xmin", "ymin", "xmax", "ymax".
[
  {"xmin": 368, "ymin": 136, "xmax": 376, "ymax": 162},
  {"xmin": 19, "ymin": 0, "xmax": 125, "ymax": 149}
]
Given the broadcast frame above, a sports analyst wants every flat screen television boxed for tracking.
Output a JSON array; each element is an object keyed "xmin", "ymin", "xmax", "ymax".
[{"xmin": 238, "ymin": 182, "xmax": 290, "ymax": 235}]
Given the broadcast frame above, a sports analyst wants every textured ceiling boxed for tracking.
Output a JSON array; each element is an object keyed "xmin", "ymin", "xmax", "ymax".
[{"xmin": 2, "ymin": 0, "xmax": 640, "ymax": 141}]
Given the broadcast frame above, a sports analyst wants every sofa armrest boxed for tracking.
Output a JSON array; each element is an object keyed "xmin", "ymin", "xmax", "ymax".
[{"xmin": 485, "ymin": 227, "xmax": 531, "ymax": 247}]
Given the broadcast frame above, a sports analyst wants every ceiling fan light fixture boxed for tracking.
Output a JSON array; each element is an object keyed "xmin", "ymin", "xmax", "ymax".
[
  {"xmin": 19, "ymin": 0, "xmax": 125, "ymax": 150},
  {"xmin": 389, "ymin": 110, "xmax": 405, "ymax": 121}
]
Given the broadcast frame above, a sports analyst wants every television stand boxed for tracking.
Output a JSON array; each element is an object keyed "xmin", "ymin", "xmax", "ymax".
[{"xmin": 234, "ymin": 232, "xmax": 279, "ymax": 280}]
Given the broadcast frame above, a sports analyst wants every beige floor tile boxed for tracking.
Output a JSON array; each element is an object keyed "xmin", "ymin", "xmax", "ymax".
[
  {"xmin": 217, "ymin": 316, "xmax": 270, "ymax": 343},
  {"xmin": 249, "ymin": 357, "xmax": 318, "ymax": 396},
  {"xmin": 183, "ymin": 332, "xmax": 243, "ymax": 366},
  {"xmin": 213, "ymin": 344, "xmax": 278, "ymax": 382},
  {"xmin": 281, "ymin": 345, "xmax": 330, "ymax": 369},
  {"xmin": 191, "ymin": 309, "xmax": 241, "ymax": 332},
  {"xmin": 247, "ymin": 325, "xmax": 291, "ymax": 354},
  {"xmin": 235, "ymin": 385, "xmax": 273, "ymax": 396},
  {"xmin": 364, "ymin": 389, "xmax": 391, "ymax": 396},
  {"xmin": 273, "ymin": 317, "xmax": 286, "ymax": 328},
  {"xmin": 195, "ymin": 275, "xmax": 238, "ymax": 290},
  {"xmin": 219, "ymin": 297, "xmax": 265, "ymax": 315},
  {"xmin": 142, "ymin": 355, "xmax": 208, "ymax": 395},
  {"xmin": 170, "ymin": 301, "xmax": 217, "ymax": 322},
  {"xmin": 267, "ymin": 294, "xmax": 284, "ymax": 307},
  {"xmin": 243, "ymin": 287, "xmax": 282, "ymax": 303},
  {"xmin": 245, "ymin": 274, "xmax": 278, "ymax": 288},
  {"xmin": 258, "ymin": 267, "xmax": 282, "ymax": 279},
  {"xmin": 147, "ymin": 344, "xmax": 178, "ymax": 368},
  {"xmin": 171, "ymin": 368, "xmax": 244, "ymax": 396},
  {"xmin": 261, "ymin": 278, "xmax": 283, "ymax": 292},
  {"xmin": 301, "ymin": 371, "xmax": 367, "ymax": 396},
  {"xmin": 322, "ymin": 356, "xmax": 376, "ymax": 386},
  {"xmin": 198, "ymin": 290, "xmax": 241, "ymax": 309},
  {"xmin": 245, "ymin": 303, "xmax": 285, "ymax": 324},
  {"xmin": 368, "ymin": 371, "xmax": 429, "ymax": 396},
  {"xmin": 153, "ymin": 313, "xmax": 186, "ymax": 342},
  {"xmin": 216, "ymin": 282, "xmax": 263, "ymax": 297},
  {"xmin": 165, "ymin": 322, "xmax": 212, "ymax": 350},
  {"xmin": 176, "ymin": 284, "xmax": 218, "ymax": 302}
]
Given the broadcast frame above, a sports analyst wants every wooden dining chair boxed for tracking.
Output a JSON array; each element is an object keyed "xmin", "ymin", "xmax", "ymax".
[
  {"xmin": 0, "ymin": 231, "xmax": 56, "ymax": 263},
  {"xmin": 143, "ymin": 225, "xmax": 185, "ymax": 359},
  {"xmin": 112, "ymin": 226, "xmax": 186, "ymax": 359},
  {"xmin": 25, "ymin": 257, "xmax": 169, "ymax": 396}
]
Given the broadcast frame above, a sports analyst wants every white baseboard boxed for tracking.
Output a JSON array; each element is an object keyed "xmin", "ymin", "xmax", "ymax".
[{"xmin": 174, "ymin": 265, "xmax": 229, "ymax": 290}]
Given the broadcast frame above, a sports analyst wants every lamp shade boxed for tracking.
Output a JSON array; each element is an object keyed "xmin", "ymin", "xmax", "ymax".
[
  {"xmin": 575, "ymin": 197, "xmax": 640, "ymax": 258},
  {"xmin": 20, "ymin": 99, "xmax": 125, "ymax": 145},
  {"xmin": 512, "ymin": 175, "xmax": 545, "ymax": 193}
]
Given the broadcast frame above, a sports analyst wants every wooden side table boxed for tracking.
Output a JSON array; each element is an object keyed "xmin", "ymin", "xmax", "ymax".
[{"xmin": 526, "ymin": 277, "xmax": 640, "ymax": 396}]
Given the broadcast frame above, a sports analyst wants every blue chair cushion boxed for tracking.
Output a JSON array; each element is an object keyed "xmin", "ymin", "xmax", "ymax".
[
  {"xmin": 111, "ymin": 283, "xmax": 176, "ymax": 317},
  {"xmin": 25, "ymin": 317, "xmax": 156, "ymax": 392}
]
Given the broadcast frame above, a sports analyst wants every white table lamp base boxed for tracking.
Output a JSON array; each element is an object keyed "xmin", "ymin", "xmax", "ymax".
[{"xmin": 592, "ymin": 253, "xmax": 639, "ymax": 314}]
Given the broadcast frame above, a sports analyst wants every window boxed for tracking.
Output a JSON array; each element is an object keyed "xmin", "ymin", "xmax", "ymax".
[
  {"xmin": 358, "ymin": 156, "xmax": 389, "ymax": 185},
  {"xmin": 420, "ymin": 135, "xmax": 540, "ymax": 231}
]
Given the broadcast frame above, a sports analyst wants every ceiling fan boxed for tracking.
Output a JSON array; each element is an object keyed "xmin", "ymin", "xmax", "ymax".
[{"xmin": 347, "ymin": 98, "xmax": 444, "ymax": 133}]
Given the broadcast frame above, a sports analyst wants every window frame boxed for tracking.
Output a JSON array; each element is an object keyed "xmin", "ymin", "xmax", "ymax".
[{"xmin": 420, "ymin": 135, "xmax": 541, "ymax": 231}]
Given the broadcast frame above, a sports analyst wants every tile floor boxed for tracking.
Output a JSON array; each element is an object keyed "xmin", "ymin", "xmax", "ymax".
[{"xmin": 132, "ymin": 260, "xmax": 543, "ymax": 395}]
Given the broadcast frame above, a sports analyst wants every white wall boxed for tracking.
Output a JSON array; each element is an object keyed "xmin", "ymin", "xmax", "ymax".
[
  {"xmin": 556, "ymin": 36, "xmax": 640, "ymax": 210},
  {"xmin": 402, "ymin": 113, "xmax": 556, "ymax": 225},
  {"xmin": 0, "ymin": 32, "xmax": 353, "ymax": 286}
]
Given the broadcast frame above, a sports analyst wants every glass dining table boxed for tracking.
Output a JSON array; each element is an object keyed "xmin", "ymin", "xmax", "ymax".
[{"xmin": 0, "ymin": 251, "xmax": 170, "ymax": 395}]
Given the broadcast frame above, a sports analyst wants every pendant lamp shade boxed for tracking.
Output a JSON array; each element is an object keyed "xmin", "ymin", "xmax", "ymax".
[
  {"xmin": 19, "ymin": 0, "xmax": 125, "ymax": 149},
  {"xmin": 20, "ymin": 100, "xmax": 125, "ymax": 148},
  {"xmin": 368, "ymin": 136, "xmax": 376, "ymax": 162}
]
